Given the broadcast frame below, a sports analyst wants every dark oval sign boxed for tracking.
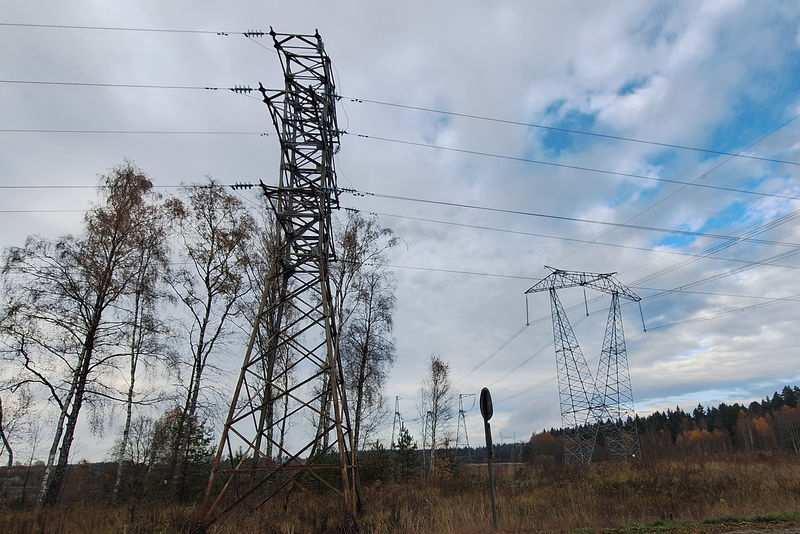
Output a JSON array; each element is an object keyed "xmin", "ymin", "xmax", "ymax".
[{"xmin": 479, "ymin": 387, "xmax": 493, "ymax": 421}]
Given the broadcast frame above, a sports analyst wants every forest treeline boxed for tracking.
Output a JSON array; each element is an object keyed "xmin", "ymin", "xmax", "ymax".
[{"xmin": 525, "ymin": 385, "xmax": 800, "ymax": 463}]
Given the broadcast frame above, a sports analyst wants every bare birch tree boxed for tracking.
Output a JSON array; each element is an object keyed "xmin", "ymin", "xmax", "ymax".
[
  {"xmin": 0, "ymin": 163, "xmax": 162, "ymax": 506},
  {"xmin": 310, "ymin": 212, "xmax": 398, "ymax": 453},
  {"xmin": 341, "ymin": 266, "xmax": 396, "ymax": 450},
  {"xmin": 0, "ymin": 388, "xmax": 32, "ymax": 468},
  {"xmin": 419, "ymin": 355, "xmax": 454, "ymax": 476},
  {"xmin": 165, "ymin": 181, "xmax": 256, "ymax": 499},
  {"xmin": 110, "ymin": 199, "xmax": 170, "ymax": 505}
]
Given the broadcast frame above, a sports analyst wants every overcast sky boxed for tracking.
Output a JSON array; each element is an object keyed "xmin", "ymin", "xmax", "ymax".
[{"xmin": 2, "ymin": 1, "xmax": 800, "ymax": 460}]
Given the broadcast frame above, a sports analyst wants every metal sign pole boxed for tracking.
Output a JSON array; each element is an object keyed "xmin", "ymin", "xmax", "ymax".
[{"xmin": 480, "ymin": 387, "xmax": 498, "ymax": 530}]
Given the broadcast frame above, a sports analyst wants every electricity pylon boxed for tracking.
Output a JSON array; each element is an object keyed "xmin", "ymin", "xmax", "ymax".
[
  {"xmin": 525, "ymin": 267, "xmax": 642, "ymax": 464},
  {"xmin": 196, "ymin": 30, "xmax": 359, "ymax": 530},
  {"xmin": 390, "ymin": 396, "xmax": 403, "ymax": 448},
  {"xmin": 455, "ymin": 393, "xmax": 475, "ymax": 462}
]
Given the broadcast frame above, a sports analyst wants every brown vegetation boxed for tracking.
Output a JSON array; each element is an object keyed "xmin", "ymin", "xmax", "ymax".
[{"xmin": 2, "ymin": 452, "xmax": 800, "ymax": 533}]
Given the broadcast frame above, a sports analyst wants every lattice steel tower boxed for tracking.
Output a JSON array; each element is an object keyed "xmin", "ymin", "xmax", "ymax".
[
  {"xmin": 455, "ymin": 393, "xmax": 475, "ymax": 462},
  {"xmin": 197, "ymin": 30, "xmax": 359, "ymax": 530},
  {"xmin": 525, "ymin": 267, "xmax": 642, "ymax": 464}
]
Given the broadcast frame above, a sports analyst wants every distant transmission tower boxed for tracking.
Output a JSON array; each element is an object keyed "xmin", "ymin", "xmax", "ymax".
[
  {"xmin": 390, "ymin": 396, "xmax": 403, "ymax": 448},
  {"xmin": 196, "ymin": 30, "xmax": 359, "ymax": 530},
  {"xmin": 455, "ymin": 393, "xmax": 475, "ymax": 462},
  {"xmin": 525, "ymin": 267, "xmax": 642, "ymax": 464}
]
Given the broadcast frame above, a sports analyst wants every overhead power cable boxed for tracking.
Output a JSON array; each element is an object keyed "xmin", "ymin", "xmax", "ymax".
[
  {"xmin": 342, "ymin": 96, "xmax": 800, "ymax": 167},
  {"xmin": 469, "ymin": 208, "xmax": 800, "ymax": 390},
  {"xmin": 5, "ymin": 180, "xmax": 800, "ymax": 248},
  {"xmin": 339, "ymin": 188, "xmax": 800, "ymax": 247},
  {"xmin": 0, "ymin": 129, "xmax": 268, "ymax": 135},
  {"xmin": 0, "ymin": 21, "xmax": 234, "ymax": 35},
  {"xmin": 345, "ymin": 132, "xmax": 800, "ymax": 201},
  {"xmin": 366, "ymin": 209, "xmax": 800, "ymax": 269},
  {"xmin": 456, "ymin": 324, "xmax": 530, "ymax": 384},
  {"xmin": 383, "ymin": 263, "xmax": 535, "ymax": 281},
  {"xmin": 646, "ymin": 294, "xmax": 800, "ymax": 331},
  {"xmin": 0, "ymin": 209, "xmax": 85, "ymax": 213},
  {"xmin": 0, "ymin": 79, "xmax": 257, "ymax": 93},
  {"xmin": 633, "ymin": 286, "xmax": 800, "ymax": 303},
  {"xmin": 554, "ymin": 111, "xmax": 800, "ymax": 264},
  {"xmin": 0, "ymin": 21, "xmax": 795, "ymax": 166}
]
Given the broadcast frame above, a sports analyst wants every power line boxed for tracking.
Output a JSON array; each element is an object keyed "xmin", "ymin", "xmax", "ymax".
[
  {"xmin": 646, "ymin": 294, "xmax": 800, "ymax": 331},
  {"xmin": 456, "ymin": 324, "xmax": 530, "ymax": 384},
  {"xmin": 345, "ymin": 132, "xmax": 800, "ymax": 202},
  {"xmin": 630, "ymin": 210, "xmax": 800, "ymax": 288},
  {"xmin": 471, "ymin": 230, "xmax": 800, "ymax": 393},
  {"xmin": 554, "ymin": 111, "xmax": 800, "ymax": 265},
  {"xmin": 0, "ymin": 79, "xmax": 257, "ymax": 93},
  {"xmin": 640, "ymin": 247, "xmax": 800, "ymax": 304},
  {"xmin": 384, "ymin": 262, "xmax": 535, "ymax": 281},
  {"xmin": 5, "ymin": 181, "xmax": 800, "ymax": 249},
  {"xmin": 0, "ymin": 209, "xmax": 85, "ymax": 213},
  {"xmin": 0, "ymin": 22, "xmax": 794, "ymax": 168},
  {"xmin": 4, "ymin": 81, "xmax": 796, "ymax": 202},
  {"xmin": 0, "ymin": 184, "xmax": 183, "ymax": 190},
  {"xmin": 0, "ymin": 21, "xmax": 235, "ymax": 35},
  {"xmin": 14, "ymin": 178, "xmax": 794, "ymax": 248},
  {"xmin": 343, "ymin": 96, "xmax": 800, "ymax": 167},
  {"xmin": 365, "ymin": 209, "xmax": 800, "ymax": 270},
  {"xmin": 493, "ymin": 287, "xmax": 800, "ymax": 404},
  {"xmin": 341, "ymin": 189, "xmax": 800, "ymax": 247},
  {"xmin": 633, "ymin": 286, "xmax": 800, "ymax": 303},
  {"xmin": 4, "ymin": 81, "xmax": 798, "ymax": 185},
  {"xmin": 0, "ymin": 129, "xmax": 268, "ymax": 135}
]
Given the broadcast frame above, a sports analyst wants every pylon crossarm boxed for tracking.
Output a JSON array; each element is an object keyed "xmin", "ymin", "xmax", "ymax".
[{"xmin": 526, "ymin": 266, "xmax": 641, "ymax": 302}]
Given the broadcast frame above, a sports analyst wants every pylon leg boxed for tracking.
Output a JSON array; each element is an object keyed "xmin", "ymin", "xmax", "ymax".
[{"xmin": 549, "ymin": 288, "xmax": 596, "ymax": 464}]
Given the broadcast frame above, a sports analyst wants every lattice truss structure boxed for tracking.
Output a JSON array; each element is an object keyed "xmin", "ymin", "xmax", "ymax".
[
  {"xmin": 526, "ymin": 267, "xmax": 642, "ymax": 464},
  {"xmin": 198, "ymin": 30, "xmax": 359, "ymax": 528},
  {"xmin": 456, "ymin": 393, "xmax": 475, "ymax": 462}
]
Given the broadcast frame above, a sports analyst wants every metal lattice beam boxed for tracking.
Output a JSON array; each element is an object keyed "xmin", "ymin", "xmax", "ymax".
[
  {"xmin": 592, "ymin": 292, "xmax": 640, "ymax": 460},
  {"xmin": 196, "ymin": 30, "xmax": 359, "ymax": 530},
  {"xmin": 549, "ymin": 288, "xmax": 597, "ymax": 464},
  {"xmin": 525, "ymin": 266, "xmax": 641, "ymax": 303}
]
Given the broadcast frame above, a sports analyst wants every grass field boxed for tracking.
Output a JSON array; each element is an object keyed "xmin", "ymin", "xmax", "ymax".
[{"xmin": 2, "ymin": 453, "xmax": 800, "ymax": 533}]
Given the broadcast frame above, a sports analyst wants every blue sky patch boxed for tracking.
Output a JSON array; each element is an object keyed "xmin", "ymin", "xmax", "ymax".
[
  {"xmin": 537, "ymin": 101, "xmax": 598, "ymax": 157},
  {"xmin": 655, "ymin": 201, "xmax": 750, "ymax": 249},
  {"xmin": 706, "ymin": 51, "xmax": 800, "ymax": 156},
  {"xmin": 618, "ymin": 78, "xmax": 649, "ymax": 96}
]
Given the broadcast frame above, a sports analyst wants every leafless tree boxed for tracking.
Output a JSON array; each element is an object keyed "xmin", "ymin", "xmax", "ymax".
[
  {"xmin": 110, "ymin": 198, "xmax": 171, "ymax": 505},
  {"xmin": 164, "ymin": 181, "xmax": 256, "ymax": 498},
  {"xmin": 419, "ymin": 355, "xmax": 454, "ymax": 476},
  {"xmin": 316, "ymin": 212, "xmax": 398, "ymax": 452},
  {"xmin": 0, "ymin": 388, "xmax": 33, "ymax": 467},
  {"xmin": 341, "ymin": 266, "xmax": 396, "ymax": 450},
  {"xmin": 0, "ymin": 163, "xmax": 163, "ymax": 506}
]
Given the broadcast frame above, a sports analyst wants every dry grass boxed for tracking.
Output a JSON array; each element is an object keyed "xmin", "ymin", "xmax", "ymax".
[{"xmin": 3, "ymin": 453, "xmax": 800, "ymax": 534}]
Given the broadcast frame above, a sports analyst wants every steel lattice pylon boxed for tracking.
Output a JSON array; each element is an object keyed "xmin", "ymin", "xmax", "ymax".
[
  {"xmin": 456, "ymin": 393, "xmax": 475, "ymax": 462},
  {"xmin": 526, "ymin": 267, "xmax": 642, "ymax": 464},
  {"xmin": 197, "ymin": 30, "xmax": 359, "ymax": 530}
]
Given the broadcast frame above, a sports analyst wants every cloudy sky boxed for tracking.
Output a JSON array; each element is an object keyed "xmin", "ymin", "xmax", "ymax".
[{"xmin": 3, "ymin": 1, "xmax": 800, "ymax": 458}]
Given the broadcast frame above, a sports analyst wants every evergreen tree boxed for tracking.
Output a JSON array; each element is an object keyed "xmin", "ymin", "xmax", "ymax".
[{"xmin": 394, "ymin": 425, "xmax": 418, "ymax": 481}]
